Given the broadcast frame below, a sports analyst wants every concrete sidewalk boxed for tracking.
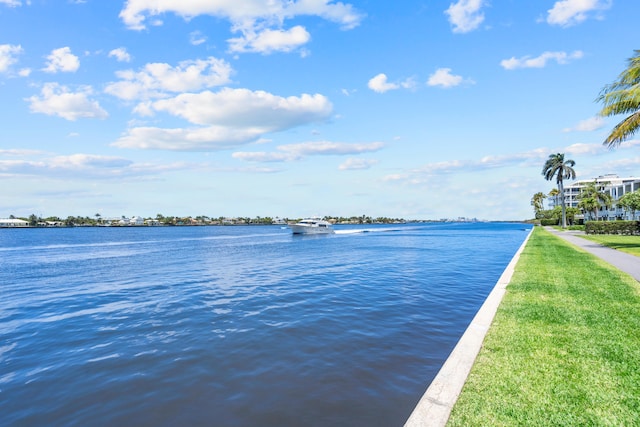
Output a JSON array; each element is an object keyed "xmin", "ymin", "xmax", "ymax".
[{"xmin": 544, "ymin": 227, "xmax": 640, "ymax": 282}]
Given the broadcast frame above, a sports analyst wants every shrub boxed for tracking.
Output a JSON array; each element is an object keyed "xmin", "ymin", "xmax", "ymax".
[{"xmin": 585, "ymin": 220, "xmax": 640, "ymax": 235}]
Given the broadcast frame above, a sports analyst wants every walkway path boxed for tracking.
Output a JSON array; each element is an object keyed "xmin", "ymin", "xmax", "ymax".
[
  {"xmin": 544, "ymin": 227, "xmax": 640, "ymax": 282},
  {"xmin": 404, "ymin": 227, "xmax": 640, "ymax": 427}
]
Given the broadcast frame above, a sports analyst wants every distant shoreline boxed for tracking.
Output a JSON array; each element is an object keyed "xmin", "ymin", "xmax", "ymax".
[{"xmin": 1, "ymin": 219, "xmax": 528, "ymax": 229}]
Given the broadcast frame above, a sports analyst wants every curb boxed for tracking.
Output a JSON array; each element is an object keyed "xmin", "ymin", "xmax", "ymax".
[{"xmin": 404, "ymin": 228, "xmax": 533, "ymax": 427}]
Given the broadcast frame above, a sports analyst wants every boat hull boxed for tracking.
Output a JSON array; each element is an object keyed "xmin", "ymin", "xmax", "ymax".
[{"xmin": 289, "ymin": 219, "xmax": 334, "ymax": 235}]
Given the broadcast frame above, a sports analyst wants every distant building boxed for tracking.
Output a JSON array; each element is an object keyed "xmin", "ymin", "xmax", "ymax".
[
  {"xmin": 0, "ymin": 218, "xmax": 29, "ymax": 227},
  {"xmin": 548, "ymin": 174, "xmax": 640, "ymax": 220}
]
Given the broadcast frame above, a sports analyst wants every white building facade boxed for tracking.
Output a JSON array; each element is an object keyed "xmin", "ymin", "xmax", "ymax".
[{"xmin": 548, "ymin": 174, "xmax": 640, "ymax": 220}]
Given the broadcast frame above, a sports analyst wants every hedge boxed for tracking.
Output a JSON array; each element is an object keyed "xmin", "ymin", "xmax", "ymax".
[{"xmin": 585, "ymin": 220, "xmax": 640, "ymax": 235}]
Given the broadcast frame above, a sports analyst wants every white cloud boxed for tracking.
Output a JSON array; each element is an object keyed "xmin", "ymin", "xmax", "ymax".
[
  {"xmin": 279, "ymin": 141, "xmax": 383, "ymax": 156},
  {"xmin": 42, "ymin": 47, "xmax": 80, "ymax": 73},
  {"xmin": 112, "ymin": 125, "xmax": 265, "ymax": 151},
  {"xmin": 500, "ymin": 50, "xmax": 583, "ymax": 70},
  {"xmin": 228, "ymin": 25, "xmax": 310, "ymax": 54},
  {"xmin": 151, "ymin": 88, "xmax": 332, "ymax": 127},
  {"xmin": 105, "ymin": 57, "xmax": 233, "ymax": 101},
  {"xmin": 113, "ymin": 89, "xmax": 333, "ymax": 151},
  {"xmin": 367, "ymin": 73, "xmax": 414, "ymax": 93},
  {"xmin": 234, "ymin": 141, "xmax": 384, "ymax": 163},
  {"xmin": 232, "ymin": 151, "xmax": 296, "ymax": 162},
  {"xmin": 445, "ymin": 0, "xmax": 485, "ymax": 34},
  {"xmin": 0, "ymin": 44, "xmax": 23, "ymax": 73},
  {"xmin": 108, "ymin": 47, "xmax": 132, "ymax": 62},
  {"xmin": 383, "ymin": 148, "xmax": 550, "ymax": 184},
  {"xmin": 0, "ymin": 152, "xmax": 192, "ymax": 179},
  {"xmin": 49, "ymin": 154, "xmax": 133, "ymax": 169},
  {"xmin": 338, "ymin": 158, "xmax": 378, "ymax": 170},
  {"xmin": 118, "ymin": 0, "xmax": 363, "ymax": 54},
  {"xmin": 0, "ymin": 0, "xmax": 22, "ymax": 6},
  {"xmin": 562, "ymin": 116, "xmax": 605, "ymax": 132},
  {"xmin": 368, "ymin": 73, "xmax": 398, "ymax": 93},
  {"xmin": 189, "ymin": 31, "xmax": 207, "ymax": 46},
  {"xmin": 27, "ymin": 83, "xmax": 108, "ymax": 121},
  {"xmin": 547, "ymin": 0, "xmax": 611, "ymax": 27},
  {"xmin": 564, "ymin": 142, "xmax": 606, "ymax": 156},
  {"xmin": 427, "ymin": 68, "xmax": 467, "ymax": 88}
]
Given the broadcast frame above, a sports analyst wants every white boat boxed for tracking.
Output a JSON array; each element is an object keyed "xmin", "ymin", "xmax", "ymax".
[{"xmin": 289, "ymin": 218, "xmax": 335, "ymax": 235}]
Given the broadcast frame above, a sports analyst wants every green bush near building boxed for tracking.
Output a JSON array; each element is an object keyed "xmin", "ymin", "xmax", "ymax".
[{"xmin": 585, "ymin": 220, "xmax": 640, "ymax": 235}]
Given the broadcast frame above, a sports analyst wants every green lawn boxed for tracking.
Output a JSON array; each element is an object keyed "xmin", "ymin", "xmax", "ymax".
[
  {"xmin": 447, "ymin": 227, "xmax": 640, "ymax": 426},
  {"xmin": 579, "ymin": 234, "xmax": 640, "ymax": 257}
]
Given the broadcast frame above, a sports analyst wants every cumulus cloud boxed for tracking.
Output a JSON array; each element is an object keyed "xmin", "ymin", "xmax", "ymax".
[
  {"xmin": 42, "ymin": 47, "xmax": 80, "ymax": 73},
  {"xmin": 113, "ymin": 89, "xmax": 333, "ymax": 151},
  {"xmin": 546, "ymin": 0, "xmax": 611, "ymax": 27},
  {"xmin": 118, "ymin": 0, "xmax": 363, "ymax": 54},
  {"xmin": 500, "ymin": 50, "xmax": 583, "ymax": 70},
  {"xmin": 562, "ymin": 116, "xmax": 605, "ymax": 132},
  {"xmin": 427, "ymin": 68, "xmax": 467, "ymax": 88},
  {"xmin": 234, "ymin": 141, "xmax": 384, "ymax": 163},
  {"xmin": 27, "ymin": 83, "xmax": 108, "ymax": 121},
  {"xmin": 105, "ymin": 57, "xmax": 233, "ymax": 101},
  {"xmin": 445, "ymin": 0, "xmax": 485, "ymax": 34},
  {"xmin": 368, "ymin": 73, "xmax": 414, "ymax": 93},
  {"xmin": 151, "ymin": 88, "xmax": 332, "ymax": 127},
  {"xmin": 108, "ymin": 47, "xmax": 132, "ymax": 62},
  {"xmin": 228, "ymin": 25, "xmax": 311, "ymax": 54},
  {"xmin": 0, "ymin": 44, "xmax": 23, "ymax": 73}
]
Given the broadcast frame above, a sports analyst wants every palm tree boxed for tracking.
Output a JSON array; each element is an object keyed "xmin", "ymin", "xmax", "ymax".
[
  {"xmin": 547, "ymin": 188, "xmax": 560, "ymax": 209},
  {"xmin": 531, "ymin": 192, "xmax": 546, "ymax": 217},
  {"xmin": 597, "ymin": 50, "xmax": 640, "ymax": 148},
  {"xmin": 618, "ymin": 190, "xmax": 640, "ymax": 220},
  {"xmin": 542, "ymin": 153, "xmax": 576, "ymax": 228},
  {"xmin": 576, "ymin": 181, "xmax": 613, "ymax": 221}
]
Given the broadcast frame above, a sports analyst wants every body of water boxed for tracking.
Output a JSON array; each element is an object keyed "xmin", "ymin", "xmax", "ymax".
[{"xmin": 0, "ymin": 222, "xmax": 531, "ymax": 426}]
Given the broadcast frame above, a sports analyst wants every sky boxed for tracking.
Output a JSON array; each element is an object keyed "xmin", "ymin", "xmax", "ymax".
[{"xmin": 1, "ymin": 0, "xmax": 639, "ymax": 221}]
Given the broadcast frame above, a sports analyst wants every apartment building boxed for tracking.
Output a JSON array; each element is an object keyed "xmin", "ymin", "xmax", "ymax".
[{"xmin": 548, "ymin": 174, "xmax": 640, "ymax": 220}]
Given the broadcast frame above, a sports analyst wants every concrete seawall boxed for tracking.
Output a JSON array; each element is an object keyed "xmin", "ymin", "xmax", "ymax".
[{"xmin": 404, "ymin": 228, "xmax": 533, "ymax": 427}]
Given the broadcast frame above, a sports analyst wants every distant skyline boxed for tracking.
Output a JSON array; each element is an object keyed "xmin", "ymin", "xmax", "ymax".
[{"xmin": 1, "ymin": 1, "xmax": 639, "ymax": 220}]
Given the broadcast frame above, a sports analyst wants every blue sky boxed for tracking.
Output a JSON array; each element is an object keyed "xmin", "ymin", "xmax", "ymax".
[{"xmin": 1, "ymin": 0, "xmax": 638, "ymax": 220}]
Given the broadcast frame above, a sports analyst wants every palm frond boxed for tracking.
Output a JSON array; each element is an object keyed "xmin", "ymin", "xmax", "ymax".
[{"xmin": 603, "ymin": 111, "xmax": 640, "ymax": 148}]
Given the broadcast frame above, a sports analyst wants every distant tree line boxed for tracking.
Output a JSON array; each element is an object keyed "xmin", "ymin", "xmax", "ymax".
[{"xmin": 8, "ymin": 213, "xmax": 408, "ymax": 227}]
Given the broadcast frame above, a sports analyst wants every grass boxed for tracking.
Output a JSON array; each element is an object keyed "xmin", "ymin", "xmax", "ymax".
[
  {"xmin": 447, "ymin": 227, "xmax": 640, "ymax": 426},
  {"xmin": 578, "ymin": 234, "xmax": 640, "ymax": 257}
]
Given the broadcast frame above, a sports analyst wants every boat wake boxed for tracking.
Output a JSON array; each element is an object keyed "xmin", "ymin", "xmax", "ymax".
[{"xmin": 334, "ymin": 227, "xmax": 401, "ymax": 235}]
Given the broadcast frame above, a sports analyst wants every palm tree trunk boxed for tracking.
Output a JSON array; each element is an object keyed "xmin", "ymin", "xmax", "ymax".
[{"xmin": 559, "ymin": 180, "xmax": 567, "ymax": 228}]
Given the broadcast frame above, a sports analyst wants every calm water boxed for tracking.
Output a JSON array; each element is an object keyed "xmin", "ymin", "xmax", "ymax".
[{"xmin": 0, "ymin": 222, "xmax": 531, "ymax": 426}]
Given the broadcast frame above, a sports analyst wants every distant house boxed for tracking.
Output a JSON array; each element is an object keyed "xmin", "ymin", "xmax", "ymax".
[
  {"xmin": 130, "ymin": 216, "xmax": 145, "ymax": 226},
  {"xmin": 0, "ymin": 218, "xmax": 29, "ymax": 227}
]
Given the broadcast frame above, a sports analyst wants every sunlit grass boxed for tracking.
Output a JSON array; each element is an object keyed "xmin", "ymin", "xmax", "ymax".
[
  {"xmin": 447, "ymin": 227, "xmax": 640, "ymax": 426},
  {"xmin": 579, "ymin": 234, "xmax": 640, "ymax": 257}
]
